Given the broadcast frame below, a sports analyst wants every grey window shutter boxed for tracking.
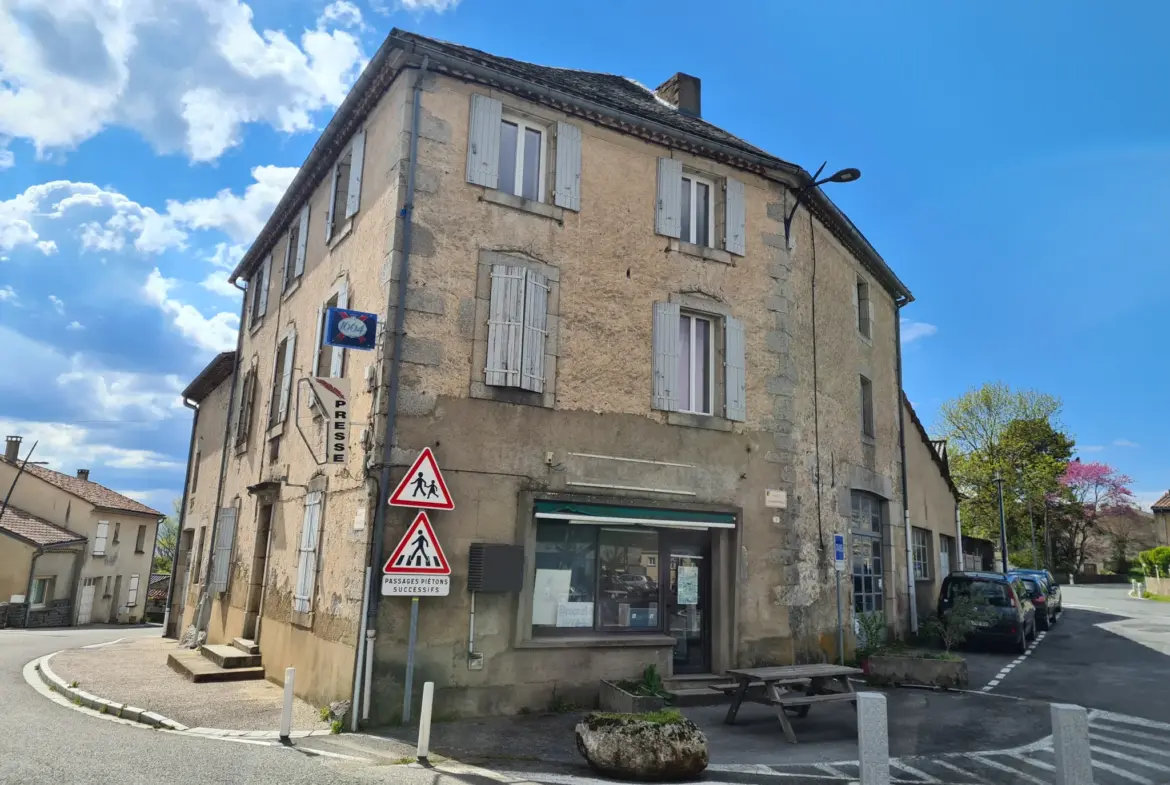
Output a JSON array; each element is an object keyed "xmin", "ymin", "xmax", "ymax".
[
  {"xmin": 294, "ymin": 491, "xmax": 323, "ymax": 613},
  {"xmin": 656, "ymin": 158, "xmax": 682, "ymax": 238},
  {"xmin": 278, "ymin": 330, "xmax": 296, "ymax": 422},
  {"xmin": 724, "ymin": 316, "xmax": 747, "ymax": 422},
  {"xmin": 725, "ymin": 177, "xmax": 746, "ymax": 256},
  {"xmin": 211, "ymin": 506, "xmax": 237, "ymax": 593},
  {"xmin": 295, "ymin": 204, "xmax": 309, "ymax": 276},
  {"xmin": 652, "ymin": 301, "xmax": 681, "ymax": 411},
  {"xmin": 554, "ymin": 122, "xmax": 582, "ymax": 211},
  {"xmin": 330, "ymin": 281, "xmax": 349, "ymax": 378},
  {"xmin": 466, "ymin": 94, "xmax": 502, "ymax": 188},
  {"xmin": 485, "ymin": 264, "xmax": 525, "ymax": 387},
  {"xmin": 325, "ymin": 163, "xmax": 339, "ymax": 243},
  {"xmin": 311, "ymin": 304, "xmax": 325, "ymax": 377},
  {"xmin": 257, "ymin": 254, "xmax": 271, "ymax": 317},
  {"xmin": 345, "ymin": 130, "xmax": 365, "ymax": 219},
  {"xmin": 520, "ymin": 269, "xmax": 549, "ymax": 393}
]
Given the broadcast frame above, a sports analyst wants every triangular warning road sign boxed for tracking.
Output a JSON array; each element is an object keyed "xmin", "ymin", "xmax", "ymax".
[
  {"xmin": 383, "ymin": 512, "xmax": 451, "ymax": 575},
  {"xmin": 388, "ymin": 447, "xmax": 454, "ymax": 510}
]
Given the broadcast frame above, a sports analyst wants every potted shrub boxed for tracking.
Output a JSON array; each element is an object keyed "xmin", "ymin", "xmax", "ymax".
[
  {"xmin": 865, "ymin": 595, "xmax": 987, "ymax": 689},
  {"xmin": 600, "ymin": 665, "xmax": 669, "ymax": 714}
]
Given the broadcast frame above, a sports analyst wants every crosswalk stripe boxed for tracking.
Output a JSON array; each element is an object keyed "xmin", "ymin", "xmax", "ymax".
[
  {"xmin": 1092, "ymin": 744, "xmax": 1170, "ymax": 773},
  {"xmin": 1091, "ymin": 723, "xmax": 1170, "ymax": 745},
  {"xmin": 890, "ymin": 761, "xmax": 934, "ymax": 781},
  {"xmin": 1090, "ymin": 732, "xmax": 1170, "ymax": 758},
  {"xmin": 1091, "ymin": 759, "xmax": 1154, "ymax": 785},
  {"xmin": 1091, "ymin": 709, "xmax": 1170, "ymax": 733},
  {"xmin": 1013, "ymin": 755, "xmax": 1056, "ymax": 772},
  {"xmin": 968, "ymin": 754, "xmax": 1049, "ymax": 785},
  {"xmin": 929, "ymin": 759, "xmax": 979, "ymax": 780}
]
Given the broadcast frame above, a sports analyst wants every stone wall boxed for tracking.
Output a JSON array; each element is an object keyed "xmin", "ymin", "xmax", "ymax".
[{"xmin": 6, "ymin": 598, "xmax": 72, "ymax": 628}]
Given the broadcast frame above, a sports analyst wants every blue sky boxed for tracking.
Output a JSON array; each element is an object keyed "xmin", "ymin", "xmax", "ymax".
[{"xmin": 0, "ymin": 0, "xmax": 1165, "ymax": 512}]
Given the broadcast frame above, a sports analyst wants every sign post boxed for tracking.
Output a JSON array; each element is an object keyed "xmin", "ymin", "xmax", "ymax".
[{"xmin": 833, "ymin": 533, "xmax": 846, "ymax": 665}]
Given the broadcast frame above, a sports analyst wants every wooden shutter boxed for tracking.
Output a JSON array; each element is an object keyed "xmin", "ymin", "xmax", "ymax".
[
  {"xmin": 294, "ymin": 491, "xmax": 323, "ymax": 613},
  {"xmin": 554, "ymin": 122, "xmax": 582, "ymax": 211},
  {"xmin": 724, "ymin": 316, "xmax": 746, "ymax": 422},
  {"xmin": 485, "ymin": 265, "xmax": 525, "ymax": 387},
  {"xmin": 278, "ymin": 331, "xmax": 296, "ymax": 423},
  {"xmin": 257, "ymin": 254, "xmax": 271, "ymax": 318},
  {"xmin": 126, "ymin": 574, "xmax": 140, "ymax": 606},
  {"xmin": 325, "ymin": 163, "xmax": 339, "ymax": 243},
  {"xmin": 311, "ymin": 303, "xmax": 326, "ymax": 377},
  {"xmin": 520, "ymin": 269, "xmax": 549, "ymax": 393},
  {"xmin": 330, "ymin": 281, "xmax": 349, "ymax": 377},
  {"xmin": 94, "ymin": 521, "xmax": 109, "ymax": 556},
  {"xmin": 655, "ymin": 158, "xmax": 682, "ymax": 238},
  {"xmin": 210, "ymin": 506, "xmax": 237, "ymax": 594},
  {"xmin": 466, "ymin": 94, "xmax": 502, "ymax": 188},
  {"xmin": 345, "ymin": 130, "xmax": 365, "ymax": 219},
  {"xmin": 725, "ymin": 176, "xmax": 746, "ymax": 256},
  {"xmin": 652, "ymin": 302, "xmax": 680, "ymax": 411},
  {"xmin": 294, "ymin": 204, "xmax": 309, "ymax": 277}
]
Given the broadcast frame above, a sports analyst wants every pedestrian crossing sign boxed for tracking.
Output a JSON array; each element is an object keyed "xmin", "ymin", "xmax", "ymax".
[
  {"xmin": 383, "ymin": 512, "xmax": 451, "ymax": 576},
  {"xmin": 388, "ymin": 447, "xmax": 454, "ymax": 510}
]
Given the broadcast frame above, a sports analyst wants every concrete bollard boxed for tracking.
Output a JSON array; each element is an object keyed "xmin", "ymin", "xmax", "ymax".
[
  {"xmin": 279, "ymin": 667, "xmax": 295, "ymax": 741},
  {"xmin": 1052, "ymin": 703, "xmax": 1093, "ymax": 785},
  {"xmin": 417, "ymin": 681, "xmax": 435, "ymax": 762},
  {"xmin": 857, "ymin": 692, "xmax": 890, "ymax": 785}
]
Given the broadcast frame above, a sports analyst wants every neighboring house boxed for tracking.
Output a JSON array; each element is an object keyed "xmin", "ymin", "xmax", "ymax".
[
  {"xmin": 898, "ymin": 395, "xmax": 962, "ymax": 628},
  {"xmin": 0, "ymin": 504, "xmax": 87, "ymax": 627},
  {"xmin": 145, "ymin": 573, "xmax": 170, "ymax": 623},
  {"xmin": 180, "ymin": 29, "xmax": 914, "ymax": 721},
  {"xmin": 1152, "ymin": 491, "xmax": 1170, "ymax": 547},
  {"xmin": 0, "ymin": 436, "xmax": 162, "ymax": 626}
]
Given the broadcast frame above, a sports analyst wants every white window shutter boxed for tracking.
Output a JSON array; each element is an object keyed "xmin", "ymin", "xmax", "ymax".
[
  {"xmin": 554, "ymin": 122, "xmax": 582, "ymax": 211},
  {"xmin": 278, "ymin": 331, "xmax": 296, "ymax": 423},
  {"xmin": 655, "ymin": 158, "xmax": 683, "ymax": 238},
  {"xmin": 724, "ymin": 316, "xmax": 747, "ymax": 422},
  {"xmin": 211, "ymin": 507, "xmax": 237, "ymax": 594},
  {"xmin": 94, "ymin": 521, "xmax": 109, "ymax": 556},
  {"xmin": 326, "ymin": 163, "xmax": 339, "ymax": 243},
  {"xmin": 257, "ymin": 255, "xmax": 271, "ymax": 318},
  {"xmin": 330, "ymin": 281, "xmax": 349, "ymax": 377},
  {"xmin": 485, "ymin": 265, "xmax": 525, "ymax": 387},
  {"xmin": 294, "ymin": 491, "xmax": 323, "ymax": 613},
  {"xmin": 312, "ymin": 304, "xmax": 325, "ymax": 377},
  {"xmin": 725, "ymin": 177, "xmax": 746, "ymax": 256},
  {"xmin": 466, "ymin": 94, "xmax": 502, "ymax": 188},
  {"xmin": 520, "ymin": 269, "xmax": 549, "ymax": 393},
  {"xmin": 868, "ymin": 299, "xmax": 875, "ymax": 339},
  {"xmin": 652, "ymin": 301, "xmax": 681, "ymax": 411},
  {"xmin": 295, "ymin": 204, "xmax": 309, "ymax": 276},
  {"xmin": 345, "ymin": 130, "xmax": 365, "ymax": 219},
  {"xmin": 127, "ymin": 574, "xmax": 140, "ymax": 606}
]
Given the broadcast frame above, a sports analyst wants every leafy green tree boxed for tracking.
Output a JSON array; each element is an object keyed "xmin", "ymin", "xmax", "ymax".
[{"xmin": 153, "ymin": 498, "xmax": 180, "ymax": 574}]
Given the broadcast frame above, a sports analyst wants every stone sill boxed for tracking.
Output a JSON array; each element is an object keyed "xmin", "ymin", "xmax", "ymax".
[
  {"xmin": 670, "ymin": 239, "xmax": 734, "ymax": 265},
  {"xmin": 667, "ymin": 411, "xmax": 733, "ymax": 432},
  {"xmin": 290, "ymin": 610, "xmax": 314, "ymax": 630},
  {"xmin": 517, "ymin": 635, "xmax": 676, "ymax": 650},
  {"xmin": 328, "ymin": 219, "xmax": 353, "ymax": 251},
  {"xmin": 480, "ymin": 189, "xmax": 564, "ymax": 223},
  {"xmin": 281, "ymin": 278, "xmax": 302, "ymax": 302}
]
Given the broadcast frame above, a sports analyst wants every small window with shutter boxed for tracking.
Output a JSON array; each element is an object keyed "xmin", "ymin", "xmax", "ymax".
[
  {"xmin": 234, "ymin": 366, "xmax": 257, "ymax": 450},
  {"xmin": 652, "ymin": 300, "xmax": 746, "ymax": 422},
  {"xmin": 485, "ymin": 264, "xmax": 550, "ymax": 393},
  {"xmin": 248, "ymin": 254, "xmax": 271, "ymax": 328},
  {"xmin": 856, "ymin": 277, "xmax": 872, "ymax": 339},
  {"xmin": 294, "ymin": 490, "xmax": 324, "ymax": 614},
  {"xmin": 268, "ymin": 328, "xmax": 297, "ymax": 430},
  {"xmin": 326, "ymin": 129, "xmax": 365, "ymax": 243},
  {"xmin": 283, "ymin": 204, "xmax": 310, "ymax": 292},
  {"xmin": 656, "ymin": 158, "xmax": 746, "ymax": 257}
]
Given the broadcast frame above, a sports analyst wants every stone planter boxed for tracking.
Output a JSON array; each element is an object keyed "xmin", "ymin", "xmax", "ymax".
[
  {"xmin": 575, "ymin": 711, "xmax": 708, "ymax": 781},
  {"xmin": 866, "ymin": 653, "xmax": 968, "ymax": 689},
  {"xmin": 599, "ymin": 680, "xmax": 666, "ymax": 714}
]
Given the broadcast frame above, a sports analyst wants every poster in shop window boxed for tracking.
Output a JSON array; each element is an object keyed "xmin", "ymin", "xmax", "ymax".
[
  {"xmin": 533, "ymin": 569, "xmax": 572, "ymax": 626},
  {"xmin": 677, "ymin": 565, "xmax": 699, "ymax": 605}
]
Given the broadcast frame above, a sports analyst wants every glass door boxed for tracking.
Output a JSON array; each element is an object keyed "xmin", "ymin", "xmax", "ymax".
[{"xmin": 666, "ymin": 530, "xmax": 710, "ymax": 674}]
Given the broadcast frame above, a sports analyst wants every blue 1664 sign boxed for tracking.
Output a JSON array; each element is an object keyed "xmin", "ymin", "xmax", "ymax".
[{"xmin": 325, "ymin": 307, "xmax": 378, "ymax": 350}]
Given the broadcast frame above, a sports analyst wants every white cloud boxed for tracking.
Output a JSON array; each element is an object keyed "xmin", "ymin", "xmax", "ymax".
[
  {"xmin": 1113, "ymin": 439, "xmax": 1140, "ymax": 448},
  {"xmin": 48, "ymin": 293, "xmax": 64, "ymax": 314},
  {"xmin": 1079, "ymin": 445, "xmax": 1104, "ymax": 453},
  {"xmin": 36, "ymin": 239, "xmax": 56, "ymax": 254},
  {"xmin": 900, "ymin": 320, "xmax": 938, "ymax": 343},
  {"xmin": 116, "ymin": 488, "xmax": 177, "ymax": 509},
  {"xmin": 0, "ymin": 147, "xmax": 13, "ymax": 169},
  {"xmin": 143, "ymin": 268, "xmax": 238, "ymax": 352},
  {"xmin": 319, "ymin": 1, "xmax": 364, "ymax": 28},
  {"xmin": 165, "ymin": 165, "xmax": 297, "ymax": 243},
  {"xmin": 207, "ymin": 242, "xmax": 248, "ymax": 270},
  {"xmin": 66, "ymin": 320, "xmax": 83, "ymax": 330},
  {"xmin": 0, "ymin": 285, "xmax": 16, "ymax": 302},
  {"xmin": 0, "ymin": 0, "xmax": 367, "ymax": 162},
  {"xmin": 397, "ymin": 0, "xmax": 461, "ymax": 11},
  {"xmin": 0, "ymin": 418, "xmax": 178, "ymax": 470},
  {"xmin": 201, "ymin": 273, "xmax": 241, "ymax": 298}
]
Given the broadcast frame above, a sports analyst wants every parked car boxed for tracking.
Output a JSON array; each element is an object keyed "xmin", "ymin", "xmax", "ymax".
[
  {"xmin": 938, "ymin": 571, "xmax": 1036, "ymax": 653},
  {"xmin": 1011, "ymin": 568, "xmax": 1062, "ymax": 615},
  {"xmin": 1011, "ymin": 572, "xmax": 1056, "ymax": 630}
]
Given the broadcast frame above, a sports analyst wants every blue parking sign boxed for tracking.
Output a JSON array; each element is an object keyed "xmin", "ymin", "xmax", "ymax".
[{"xmin": 833, "ymin": 533, "xmax": 846, "ymax": 572}]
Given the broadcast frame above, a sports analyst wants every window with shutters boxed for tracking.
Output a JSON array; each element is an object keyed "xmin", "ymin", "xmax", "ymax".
[
  {"xmin": 248, "ymin": 254, "xmax": 271, "ymax": 329},
  {"xmin": 651, "ymin": 297, "xmax": 746, "ymax": 424},
  {"xmin": 860, "ymin": 375, "xmax": 875, "ymax": 439},
  {"xmin": 655, "ymin": 158, "xmax": 746, "ymax": 258},
  {"xmin": 677, "ymin": 312, "xmax": 714, "ymax": 415},
  {"xmin": 856, "ymin": 277, "xmax": 872, "ymax": 339},
  {"xmin": 680, "ymin": 175, "xmax": 715, "ymax": 248},
  {"xmin": 234, "ymin": 367, "xmax": 257, "ymax": 450},
  {"xmin": 268, "ymin": 328, "xmax": 297, "ymax": 432},
  {"xmin": 294, "ymin": 490, "xmax": 324, "ymax": 616},
  {"xmin": 326, "ymin": 129, "xmax": 365, "ymax": 244},
  {"xmin": 93, "ymin": 521, "xmax": 109, "ymax": 556},
  {"xmin": 312, "ymin": 278, "xmax": 349, "ymax": 382},
  {"xmin": 282, "ymin": 204, "xmax": 310, "ymax": 293},
  {"xmin": 210, "ymin": 506, "xmax": 237, "ymax": 594},
  {"xmin": 127, "ymin": 574, "xmax": 141, "ymax": 606}
]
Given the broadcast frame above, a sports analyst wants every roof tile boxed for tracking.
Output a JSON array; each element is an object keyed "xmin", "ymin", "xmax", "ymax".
[
  {"xmin": 0, "ymin": 504, "xmax": 84, "ymax": 547},
  {"xmin": 1153, "ymin": 491, "xmax": 1170, "ymax": 511},
  {"xmin": 4, "ymin": 460, "xmax": 161, "ymax": 517}
]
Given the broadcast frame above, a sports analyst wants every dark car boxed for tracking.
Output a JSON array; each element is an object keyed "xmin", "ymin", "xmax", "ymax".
[
  {"xmin": 938, "ymin": 571, "xmax": 1036, "ymax": 653},
  {"xmin": 1011, "ymin": 573, "xmax": 1056, "ymax": 630},
  {"xmin": 1012, "ymin": 569, "xmax": 1062, "ymax": 615}
]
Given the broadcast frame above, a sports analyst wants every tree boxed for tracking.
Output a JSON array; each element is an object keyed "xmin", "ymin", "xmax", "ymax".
[
  {"xmin": 154, "ymin": 498, "xmax": 180, "ymax": 574},
  {"xmin": 1059, "ymin": 461, "xmax": 1135, "ymax": 572}
]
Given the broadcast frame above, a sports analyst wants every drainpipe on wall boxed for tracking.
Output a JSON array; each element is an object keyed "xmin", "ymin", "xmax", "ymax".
[
  {"xmin": 955, "ymin": 505, "xmax": 964, "ymax": 573},
  {"xmin": 895, "ymin": 304, "xmax": 917, "ymax": 634},
  {"xmin": 164, "ymin": 397, "xmax": 200, "ymax": 638},
  {"xmin": 356, "ymin": 53, "xmax": 429, "ymax": 725}
]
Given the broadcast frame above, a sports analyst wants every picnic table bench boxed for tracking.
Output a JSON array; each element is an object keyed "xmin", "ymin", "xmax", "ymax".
[{"xmin": 714, "ymin": 664, "xmax": 863, "ymax": 744}]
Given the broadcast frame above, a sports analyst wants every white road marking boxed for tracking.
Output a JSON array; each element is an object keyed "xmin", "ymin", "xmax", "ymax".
[
  {"xmin": 1090, "ymin": 733, "xmax": 1170, "ymax": 759},
  {"xmin": 968, "ymin": 754, "xmax": 1049, "ymax": 785},
  {"xmin": 1092, "ymin": 744, "xmax": 1170, "ymax": 773},
  {"xmin": 1013, "ymin": 756, "xmax": 1055, "ymax": 771},
  {"xmin": 1093, "ymin": 725, "xmax": 1170, "ymax": 745},
  {"xmin": 813, "ymin": 763, "xmax": 850, "ymax": 778},
  {"xmin": 1091, "ymin": 759, "xmax": 1153, "ymax": 784},
  {"xmin": 979, "ymin": 629, "xmax": 1049, "ymax": 692},
  {"xmin": 890, "ymin": 761, "xmax": 934, "ymax": 781},
  {"xmin": 81, "ymin": 637, "xmax": 126, "ymax": 649}
]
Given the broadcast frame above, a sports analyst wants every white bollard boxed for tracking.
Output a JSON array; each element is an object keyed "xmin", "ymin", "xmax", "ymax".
[
  {"xmin": 417, "ymin": 681, "xmax": 435, "ymax": 762},
  {"xmin": 1052, "ymin": 703, "xmax": 1093, "ymax": 785},
  {"xmin": 857, "ymin": 692, "xmax": 890, "ymax": 785},
  {"xmin": 279, "ymin": 667, "xmax": 295, "ymax": 741}
]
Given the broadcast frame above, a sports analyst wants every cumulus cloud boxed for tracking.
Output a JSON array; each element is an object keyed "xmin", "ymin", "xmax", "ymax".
[
  {"xmin": 0, "ymin": 147, "xmax": 13, "ymax": 169},
  {"xmin": 319, "ymin": 1, "xmax": 364, "ymax": 28},
  {"xmin": 0, "ymin": 0, "xmax": 367, "ymax": 162},
  {"xmin": 201, "ymin": 273, "xmax": 240, "ymax": 298},
  {"xmin": 900, "ymin": 319, "xmax": 938, "ymax": 344},
  {"xmin": 66, "ymin": 320, "xmax": 83, "ymax": 330},
  {"xmin": 398, "ymin": 0, "xmax": 461, "ymax": 11},
  {"xmin": 165, "ymin": 165, "xmax": 298, "ymax": 243},
  {"xmin": 48, "ymin": 293, "xmax": 64, "ymax": 313},
  {"xmin": 0, "ymin": 417, "xmax": 178, "ymax": 470},
  {"xmin": 143, "ymin": 268, "xmax": 238, "ymax": 352},
  {"xmin": 1112, "ymin": 439, "xmax": 1140, "ymax": 448},
  {"xmin": 0, "ymin": 285, "xmax": 16, "ymax": 302}
]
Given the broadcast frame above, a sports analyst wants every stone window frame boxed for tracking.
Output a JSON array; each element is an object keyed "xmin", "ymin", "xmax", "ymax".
[
  {"xmin": 470, "ymin": 249, "xmax": 560, "ymax": 409},
  {"xmin": 664, "ymin": 293, "xmax": 731, "ymax": 432}
]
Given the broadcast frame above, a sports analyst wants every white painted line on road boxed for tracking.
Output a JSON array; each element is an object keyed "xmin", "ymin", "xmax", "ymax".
[
  {"xmin": 929, "ymin": 759, "xmax": 977, "ymax": 780},
  {"xmin": 1092, "ymin": 724, "xmax": 1170, "ymax": 745},
  {"xmin": 81, "ymin": 637, "xmax": 126, "ymax": 649},
  {"xmin": 967, "ymin": 754, "xmax": 1048, "ymax": 785},
  {"xmin": 1064, "ymin": 604, "xmax": 1112, "ymax": 612},
  {"xmin": 1092, "ymin": 744, "xmax": 1170, "ymax": 773},
  {"xmin": 1091, "ymin": 708, "xmax": 1170, "ymax": 732},
  {"xmin": 1090, "ymin": 732, "xmax": 1170, "ymax": 758},
  {"xmin": 1013, "ymin": 755, "xmax": 1055, "ymax": 772},
  {"xmin": 979, "ymin": 630, "xmax": 1049, "ymax": 693},
  {"xmin": 890, "ymin": 761, "xmax": 935, "ymax": 781},
  {"xmin": 1091, "ymin": 758, "xmax": 1153, "ymax": 784}
]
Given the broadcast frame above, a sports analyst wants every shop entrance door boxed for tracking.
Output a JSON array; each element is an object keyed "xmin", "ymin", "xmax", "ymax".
[{"xmin": 666, "ymin": 530, "xmax": 710, "ymax": 674}]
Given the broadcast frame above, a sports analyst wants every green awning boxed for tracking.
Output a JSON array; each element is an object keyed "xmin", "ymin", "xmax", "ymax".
[{"xmin": 534, "ymin": 500, "xmax": 736, "ymax": 529}]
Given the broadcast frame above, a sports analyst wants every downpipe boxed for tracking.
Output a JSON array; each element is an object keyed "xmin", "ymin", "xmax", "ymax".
[{"xmin": 895, "ymin": 304, "xmax": 917, "ymax": 634}]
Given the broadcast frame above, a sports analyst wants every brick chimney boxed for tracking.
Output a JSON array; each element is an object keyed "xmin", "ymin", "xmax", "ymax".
[
  {"xmin": 4, "ymin": 435, "xmax": 21, "ymax": 462},
  {"xmin": 76, "ymin": 469, "xmax": 90, "ymax": 482},
  {"xmin": 655, "ymin": 73, "xmax": 702, "ymax": 118}
]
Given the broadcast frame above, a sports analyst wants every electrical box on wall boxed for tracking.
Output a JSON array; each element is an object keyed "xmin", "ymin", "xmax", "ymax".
[{"xmin": 467, "ymin": 543, "xmax": 525, "ymax": 592}]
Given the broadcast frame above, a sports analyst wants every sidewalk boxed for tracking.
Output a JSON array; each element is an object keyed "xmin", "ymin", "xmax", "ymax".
[{"xmin": 48, "ymin": 636, "xmax": 331, "ymax": 732}]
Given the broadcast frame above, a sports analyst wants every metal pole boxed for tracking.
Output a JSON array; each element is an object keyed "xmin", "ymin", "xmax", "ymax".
[
  {"xmin": 402, "ymin": 596, "xmax": 419, "ymax": 723},
  {"xmin": 995, "ymin": 476, "xmax": 1009, "ymax": 573},
  {"xmin": 835, "ymin": 570, "xmax": 844, "ymax": 664}
]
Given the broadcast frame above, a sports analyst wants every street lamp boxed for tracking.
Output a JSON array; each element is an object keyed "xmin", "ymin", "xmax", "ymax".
[
  {"xmin": 782, "ymin": 162, "xmax": 862, "ymax": 247},
  {"xmin": 993, "ymin": 474, "xmax": 1009, "ymax": 573}
]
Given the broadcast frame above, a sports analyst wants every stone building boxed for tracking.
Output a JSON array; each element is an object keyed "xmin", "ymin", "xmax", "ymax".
[
  {"xmin": 175, "ymin": 29, "xmax": 915, "ymax": 722},
  {"xmin": 1151, "ymin": 492, "xmax": 1170, "ymax": 547}
]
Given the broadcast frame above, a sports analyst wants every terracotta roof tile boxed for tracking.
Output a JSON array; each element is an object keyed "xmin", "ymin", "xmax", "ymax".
[
  {"xmin": 1153, "ymin": 491, "xmax": 1170, "ymax": 512},
  {"xmin": 4, "ymin": 460, "xmax": 161, "ymax": 517},
  {"xmin": 0, "ymin": 504, "xmax": 85, "ymax": 547}
]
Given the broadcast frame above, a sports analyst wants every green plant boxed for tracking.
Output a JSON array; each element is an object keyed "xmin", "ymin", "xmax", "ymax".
[
  {"xmin": 855, "ymin": 611, "xmax": 889, "ymax": 658},
  {"xmin": 70, "ymin": 680, "xmax": 79, "ymax": 688},
  {"xmin": 319, "ymin": 706, "xmax": 331, "ymax": 722},
  {"xmin": 616, "ymin": 663, "xmax": 670, "ymax": 699},
  {"xmin": 926, "ymin": 594, "xmax": 992, "ymax": 653},
  {"xmin": 330, "ymin": 719, "xmax": 343, "ymax": 734},
  {"xmin": 99, "ymin": 706, "xmax": 108, "ymax": 714},
  {"xmin": 72, "ymin": 697, "xmax": 82, "ymax": 706},
  {"xmin": 587, "ymin": 708, "xmax": 685, "ymax": 727},
  {"xmin": 549, "ymin": 687, "xmax": 581, "ymax": 713},
  {"xmin": 390, "ymin": 756, "xmax": 416, "ymax": 765}
]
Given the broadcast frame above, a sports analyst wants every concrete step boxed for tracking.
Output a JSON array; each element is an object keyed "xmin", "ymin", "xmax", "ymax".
[
  {"xmin": 167, "ymin": 650, "xmax": 265, "ymax": 684},
  {"xmin": 232, "ymin": 637, "xmax": 260, "ymax": 656},
  {"xmin": 199, "ymin": 644, "xmax": 262, "ymax": 669}
]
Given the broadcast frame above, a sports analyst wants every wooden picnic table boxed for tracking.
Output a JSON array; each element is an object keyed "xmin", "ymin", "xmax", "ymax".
[{"xmin": 716, "ymin": 664, "xmax": 863, "ymax": 744}]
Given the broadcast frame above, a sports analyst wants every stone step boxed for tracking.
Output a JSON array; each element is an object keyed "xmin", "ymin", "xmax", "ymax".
[
  {"xmin": 199, "ymin": 643, "xmax": 262, "ymax": 669},
  {"xmin": 232, "ymin": 637, "xmax": 260, "ymax": 655},
  {"xmin": 167, "ymin": 650, "xmax": 265, "ymax": 684}
]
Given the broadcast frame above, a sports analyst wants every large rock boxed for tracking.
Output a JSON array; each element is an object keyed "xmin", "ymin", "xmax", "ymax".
[{"xmin": 575, "ymin": 711, "xmax": 708, "ymax": 781}]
